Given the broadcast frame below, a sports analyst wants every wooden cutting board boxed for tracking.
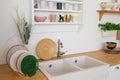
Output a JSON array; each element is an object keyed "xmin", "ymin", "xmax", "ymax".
[{"xmin": 36, "ymin": 38, "xmax": 57, "ymax": 60}]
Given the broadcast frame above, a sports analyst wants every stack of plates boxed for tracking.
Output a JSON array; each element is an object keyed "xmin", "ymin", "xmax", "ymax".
[
  {"xmin": 6, "ymin": 44, "xmax": 28, "ymax": 69},
  {"xmin": 9, "ymin": 50, "xmax": 27, "ymax": 72},
  {"xmin": 6, "ymin": 44, "xmax": 38, "ymax": 76}
]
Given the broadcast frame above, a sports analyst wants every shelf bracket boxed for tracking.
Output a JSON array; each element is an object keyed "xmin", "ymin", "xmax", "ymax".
[{"xmin": 98, "ymin": 11, "xmax": 104, "ymax": 21}]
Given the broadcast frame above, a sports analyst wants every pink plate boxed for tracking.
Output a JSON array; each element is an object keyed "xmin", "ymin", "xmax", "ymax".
[
  {"xmin": 6, "ymin": 44, "xmax": 28, "ymax": 65},
  {"xmin": 9, "ymin": 50, "xmax": 27, "ymax": 72},
  {"xmin": 17, "ymin": 52, "xmax": 29, "ymax": 74}
]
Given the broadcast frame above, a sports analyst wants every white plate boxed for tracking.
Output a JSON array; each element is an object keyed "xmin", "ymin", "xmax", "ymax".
[
  {"xmin": 9, "ymin": 50, "xmax": 27, "ymax": 72},
  {"xmin": 17, "ymin": 53, "xmax": 29, "ymax": 74},
  {"xmin": 6, "ymin": 44, "xmax": 28, "ymax": 65}
]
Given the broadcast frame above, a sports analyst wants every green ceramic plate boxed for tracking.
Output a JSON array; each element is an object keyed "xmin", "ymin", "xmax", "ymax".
[{"xmin": 20, "ymin": 54, "xmax": 38, "ymax": 77}]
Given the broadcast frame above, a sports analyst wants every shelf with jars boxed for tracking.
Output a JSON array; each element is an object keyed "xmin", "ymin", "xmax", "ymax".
[{"xmin": 31, "ymin": 0, "xmax": 83, "ymax": 32}]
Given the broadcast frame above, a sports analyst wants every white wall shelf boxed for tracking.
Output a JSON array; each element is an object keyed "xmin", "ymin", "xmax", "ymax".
[
  {"xmin": 32, "ymin": 0, "xmax": 83, "ymax": 33},
  {"xmin": 34, "ymin": 9, "xmax": 83, "ymax": 13},
  {"xmin": 47, "ymin": 0, "xmax": 83, "ymax": 4},
  {"xmin": 34, "ymin": 22, "xmax": 83, "ymax": 25},
  {"xmin": 31, "ymin": 25, "xmax": 79, "ymax": 33}
]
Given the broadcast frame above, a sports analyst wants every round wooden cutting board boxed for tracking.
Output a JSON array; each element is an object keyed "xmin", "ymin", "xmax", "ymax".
[{"xmin": 36, "ymin": 38, "xmax": 57, "ymax": 60}]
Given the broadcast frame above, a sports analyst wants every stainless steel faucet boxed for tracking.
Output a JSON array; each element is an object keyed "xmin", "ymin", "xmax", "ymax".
[{"xmin": 57, "ymin": 39, "xmax": 67, "ymax": 58}]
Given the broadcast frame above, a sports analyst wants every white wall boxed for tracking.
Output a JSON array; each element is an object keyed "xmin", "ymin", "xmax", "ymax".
[
  {"xmin": 0, "ymin": 0, "xmax": 119, "ymax": 64},
  {"xmin": 0, "ymin": 0, "xmax": 30, "ymax": 64}
]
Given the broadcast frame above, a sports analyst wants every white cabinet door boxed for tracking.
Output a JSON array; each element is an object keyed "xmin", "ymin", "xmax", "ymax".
[
  {"xmin": 96, "ymin": 78, "xmax": 106, "ymax": 80},
  {"xmin": 107, "ymin": 64, "xmax": 120, "ymax": 80},
  {"xmin": 94, "ymin": 77, "xmax": 106, "ymax": 80}
]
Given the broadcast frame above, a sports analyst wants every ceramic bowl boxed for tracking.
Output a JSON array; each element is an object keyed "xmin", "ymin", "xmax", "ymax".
[
  {"xmin": 106, "ymin": 42, "xmax": 117, "ymax": 49},
  {"xmin": 34, "ymin": 16, "xmax": 47, "ymax": 22},
  {"xmin": 100, "ymin": 2, "xmax": 114, "ymax": 10}
]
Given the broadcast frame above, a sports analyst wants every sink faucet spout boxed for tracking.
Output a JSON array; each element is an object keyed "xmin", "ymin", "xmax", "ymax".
[{"xmin": 57, "ymin": 39, "xmax": 66, "ymax": 58}]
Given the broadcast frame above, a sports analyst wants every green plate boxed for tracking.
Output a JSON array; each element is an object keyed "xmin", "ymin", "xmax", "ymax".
[{"xmin": 20, "ymin": 54, "xmax": 38, "ymax": 77}]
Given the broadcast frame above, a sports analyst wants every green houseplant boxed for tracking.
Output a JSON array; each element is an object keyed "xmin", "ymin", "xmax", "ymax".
[
  {"xmin": 98, "ymin": 22, "xmax": 120, "ymax": 32},
  {"xmin": 98, "ymin": 22, "xmax": 120, "ymax": 36}
]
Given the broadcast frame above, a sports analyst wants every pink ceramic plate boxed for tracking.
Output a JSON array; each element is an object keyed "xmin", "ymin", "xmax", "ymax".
[
  {"xmin": 6, "ymin": 44, "xmax": 28, "ymax": 65},
  {"xmin": 17, "ymin": 52, "xmax": 29, "ymax": 74},
  {"xmin": 9, "ymin": 50, "xmax": 27, "ymax": 72},
  {"xmin": 16, "ymin": 53, "xmax": 25, "ymax": 72}
]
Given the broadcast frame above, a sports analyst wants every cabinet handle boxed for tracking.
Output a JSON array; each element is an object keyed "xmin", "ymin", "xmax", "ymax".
[{"xmin": 115, "ymin": 66, "xmax": 119, "ymax": 70}]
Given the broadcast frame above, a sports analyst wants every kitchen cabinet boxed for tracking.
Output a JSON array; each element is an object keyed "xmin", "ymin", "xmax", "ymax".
[
  {"xmin": 93, "ymin": 64, "xmax": 120, "ymax": 80},
  {"xmin": 107, "ymin": 64, "xmax": 120, "ymax": 80},
  {"xmin": 31, "ymin": 0, "xmax": 84, "ymax": 33},
  {"xmin": 95, "ymin": 77, "xmax": 106, "ymax": 80}
]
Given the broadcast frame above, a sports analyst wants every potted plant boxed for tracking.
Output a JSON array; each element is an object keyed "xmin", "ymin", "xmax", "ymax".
[{"xmin": 98, "ymin": 22, "xmax": 120, "ymax": 36}]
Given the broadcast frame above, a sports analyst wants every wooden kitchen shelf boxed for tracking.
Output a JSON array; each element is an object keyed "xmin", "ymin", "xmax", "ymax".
[{"xmin": 97, "ymin": 10, "xmax": 120, "ymax": 21}]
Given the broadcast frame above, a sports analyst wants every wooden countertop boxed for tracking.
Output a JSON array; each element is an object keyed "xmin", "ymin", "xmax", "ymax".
[{"xmin": 1, "ymin": 50, "xmax": 120, "ymax": 80}]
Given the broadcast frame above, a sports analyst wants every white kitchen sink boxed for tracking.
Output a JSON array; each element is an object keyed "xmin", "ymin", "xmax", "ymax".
[
  {"xmin": 39, "ymin": 56, "xmax": 109, "ymax": 80},
  {"xmin": 39, "ymin": 59, "xmax": 79, "ymax": 78},
  {"xmin": 65, "ymin": 56, "xmax": 106, "ymax": 69}
]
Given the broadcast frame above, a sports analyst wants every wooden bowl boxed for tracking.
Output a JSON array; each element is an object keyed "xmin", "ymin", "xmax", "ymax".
[{"xmin": 106, "ymin": 42, "xmax": 117, "ymax": 49}]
